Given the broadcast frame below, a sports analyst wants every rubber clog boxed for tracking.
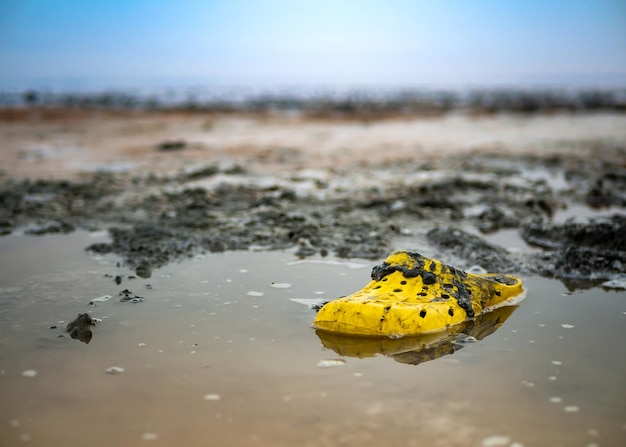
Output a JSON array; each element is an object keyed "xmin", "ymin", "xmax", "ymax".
[{"xmin": 313, "ymin": 251, "xmax": 523, "ymax": 338}]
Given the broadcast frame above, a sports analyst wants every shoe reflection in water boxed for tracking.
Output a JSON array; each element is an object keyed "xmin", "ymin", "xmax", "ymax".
[{"xmin": 316, "ymin": 305, "xmax": 517, "ymax": 366}]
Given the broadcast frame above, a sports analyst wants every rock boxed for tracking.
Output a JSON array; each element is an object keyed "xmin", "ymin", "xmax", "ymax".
[{"xmin": 66, "ymin": 313, "xmax": 96, "ymax": 344}]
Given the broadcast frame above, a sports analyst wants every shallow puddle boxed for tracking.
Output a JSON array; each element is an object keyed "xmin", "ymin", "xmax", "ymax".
[{"xmin": 0, "ymin": 232, "xmax": 625, "ymax": 447}]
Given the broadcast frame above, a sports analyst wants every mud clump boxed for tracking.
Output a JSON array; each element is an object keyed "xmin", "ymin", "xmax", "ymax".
[
  {"xmin": 66, "ymin": 313, "xmax": 96, "ymax": 344},
  {"xmin": 426, "ymin": 226, "xmax": 521, "ymax": 273},
  {"xmin": 522, "ymin": 215, "xmax": 626, "ymax": 287},
  {"xmin": 156, "ymin": 140, "xmax": 187, "ymax": 151}
]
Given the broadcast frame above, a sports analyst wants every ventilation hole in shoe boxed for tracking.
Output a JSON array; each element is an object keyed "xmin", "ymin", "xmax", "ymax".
[
  {"xmin": 448, "ymin": 308, "xmax": 454, "ymax": 317},
  {"xmin": 393, "ymin": 288, "xmax": 402, "ymax": 293},
  {"xmin": 441, "ymin": 293, "xmax": 450, "ymax": 299},
  {"xmin": 400, "ymin": 280, "xmax": 407, "ymax": 285},
  {"xmin": 419, "ymin": 310, "xmax": 427, "ymax": 318}
]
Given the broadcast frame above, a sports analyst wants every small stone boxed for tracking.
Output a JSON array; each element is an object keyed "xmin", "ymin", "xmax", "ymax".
[
  {"xmin": 141, "ymin": 433, "xmax": 158, "ymax": 441},
  {"xmin": 270, "ymin": 282, "xmax": 291, "ymax": 289},
  {"xmin": 203, "ymin": 393, "xmax": 221, "ymax": 401},
  {"xmin": 21, "ymin": 370, "xmax": 37, "ymax": 378},
  {"xmin": 105, "ymin": 366, "xmax": 125, "ymax": 374}
]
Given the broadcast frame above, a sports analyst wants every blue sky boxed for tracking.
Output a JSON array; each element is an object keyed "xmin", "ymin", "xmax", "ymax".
[{"xmin": 0, "ymin": 0, "xmax": 625, "ymax": 87}]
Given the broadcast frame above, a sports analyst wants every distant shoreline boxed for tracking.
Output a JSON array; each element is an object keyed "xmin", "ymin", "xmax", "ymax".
[{"xmin": 1, "ymin": 85, "xmax": 625, "ymax": 116}]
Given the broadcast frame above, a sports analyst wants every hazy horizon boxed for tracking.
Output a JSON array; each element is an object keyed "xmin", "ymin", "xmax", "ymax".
[{"xmin": 1, "ymin": 0, "xmax": 625, "ymax": 92}]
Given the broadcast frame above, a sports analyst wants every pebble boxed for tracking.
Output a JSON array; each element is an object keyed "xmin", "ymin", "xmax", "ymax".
[
  {"xmin": 270, "ymin": 282, "xmax": 291, "ymax": 289},
  {"xmin": 560, "ymin": 324, "xmax": 575, "ymax": 329},
  {"xmin": 21, "ymin": 370, "xmax": 37, "ymax": 378},
  {"xmin": 564, "ymin": 405, "xmax": 580, "ymax": 413},
  {"xmin": 105, "ymin": 366, "xmax": 125, "ymax": 374},
  {"xmin": 203, "ymin": 393, "xmax": 221, "ymax": 401},
  {"xmin": 247, "ymin": 291, "xmax": 264, "ymax": 296},
  {"xmin": 141, "ymin": 433, "xmax": 158, "ymax": 441}
]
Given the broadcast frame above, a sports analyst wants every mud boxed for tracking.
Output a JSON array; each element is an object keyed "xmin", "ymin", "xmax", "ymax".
[
  {"xmin": 1, "ymin": 129, "xmax": 625, "ymax": 289},
  {"xmin": 65, "ymin": 313, "xmax": 96, "ymax": 344}
]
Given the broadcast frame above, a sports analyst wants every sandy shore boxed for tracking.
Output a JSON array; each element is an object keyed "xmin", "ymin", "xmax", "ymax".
[{"xmin": 2, "ymin": 110, "xmax": 626, "ymax": 179}]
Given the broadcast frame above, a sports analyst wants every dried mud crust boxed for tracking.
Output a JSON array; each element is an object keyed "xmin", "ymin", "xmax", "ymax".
[{"xmin": 1, "ymin": 147, "xmax": 625, "ymax": 288}]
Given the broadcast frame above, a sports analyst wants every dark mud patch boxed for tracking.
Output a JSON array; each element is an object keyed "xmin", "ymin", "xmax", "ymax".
[
  {"xmin": 1, "ymin": 150, "xmax": 625, "ymax": 290},
  {"xmin": 522, "ymin": 214, "xmax": 626, "ymax": 288},
  {"xmin": 65, "ymin": 313, "xmax": 96, "ymax": 344},
  {"xmin": 426, "ymin": 226, "xmax": 522, "ymax": 273}
]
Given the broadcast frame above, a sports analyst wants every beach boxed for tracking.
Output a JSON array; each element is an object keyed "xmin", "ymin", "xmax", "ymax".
[{"xmin": 1, "ymin": 104, "xmax": 626, "ymax": 446}]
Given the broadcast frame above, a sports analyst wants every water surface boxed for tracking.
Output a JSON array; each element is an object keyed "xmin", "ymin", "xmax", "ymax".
[{"xmin": 0, "ymin": 232, "xmax": 624, "ymax": 447}]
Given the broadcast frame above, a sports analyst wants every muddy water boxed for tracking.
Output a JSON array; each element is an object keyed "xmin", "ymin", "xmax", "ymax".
[{"xmin": 0, "ymin": 232, "xmax": 625, "ymax": 447}]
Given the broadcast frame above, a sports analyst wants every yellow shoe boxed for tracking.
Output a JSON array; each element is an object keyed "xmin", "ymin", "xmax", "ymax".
[{"xmin": 313, "ymin": 251, "xmax": 523, "ymax": 338}]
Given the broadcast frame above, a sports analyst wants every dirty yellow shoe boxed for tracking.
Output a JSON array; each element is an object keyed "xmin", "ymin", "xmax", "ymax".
[{"xmin": 313, "ymin": 251, "xmax": 523, "ymax": 338}]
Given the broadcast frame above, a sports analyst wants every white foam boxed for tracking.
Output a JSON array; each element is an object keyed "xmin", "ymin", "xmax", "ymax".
[
  {"xmin": 290, "ymin": 298, "xmax": 327, "ymax": 308},
  {"xmin": 481, "ymin": 435, "xmax": 510, "ymax": 447},
  {"xmin": 317, "ymin": 359, "xmax": 346, "ymax": 368},
  {"xmin": 287, "ymin": 259, "xmax": 369, "ymax": 269}
]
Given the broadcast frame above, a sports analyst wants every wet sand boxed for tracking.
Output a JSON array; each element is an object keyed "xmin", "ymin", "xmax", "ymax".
[
  {"xmin": 1, "ymin": 109, "xmax": 625, "ymax": 446},
  {"xmin": 2, "ymin": 110, "xmax": 626, "ymax": 179}
]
